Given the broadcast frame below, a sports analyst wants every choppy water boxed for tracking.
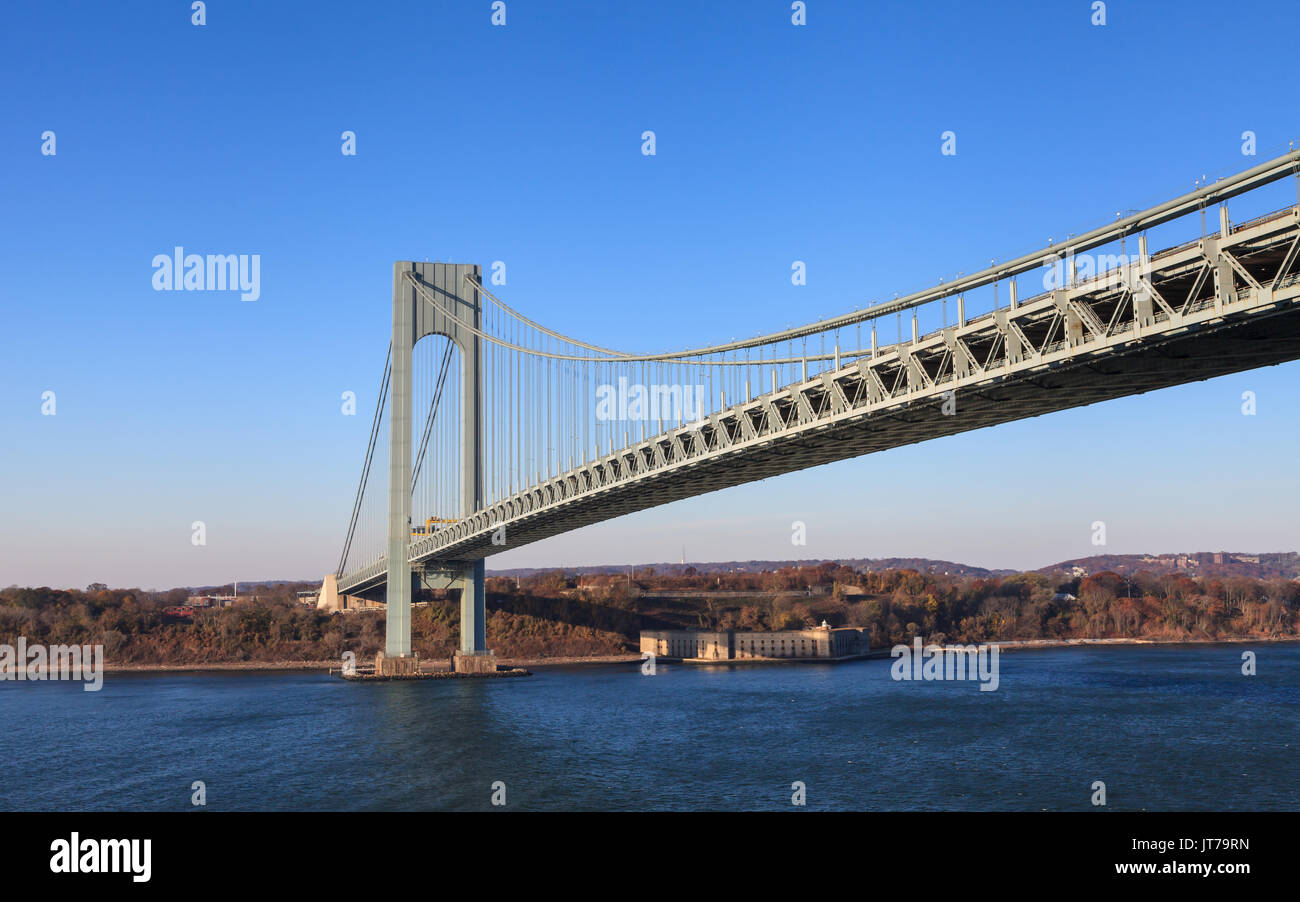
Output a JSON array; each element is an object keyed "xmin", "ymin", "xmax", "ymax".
[{"xmin": 2, "ymin": 643, "xmax": 1297, "ymax": 810}]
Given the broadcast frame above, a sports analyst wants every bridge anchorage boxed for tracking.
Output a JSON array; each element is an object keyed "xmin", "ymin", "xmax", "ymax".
[{"xmin": 330, "ymin": 148, "xmax": 1300, "ymax": 676}]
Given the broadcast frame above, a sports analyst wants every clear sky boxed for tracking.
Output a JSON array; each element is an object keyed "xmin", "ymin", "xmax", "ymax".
[{"xmin": 2, "ymin": 0, "xmax": 1297, "ymax": 590}]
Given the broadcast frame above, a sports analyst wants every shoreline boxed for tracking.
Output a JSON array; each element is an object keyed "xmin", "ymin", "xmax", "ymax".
[
  {"xmin": 865, "ymin": 635, "xmax": 1300, "ymax": 658},
  {"xmin": 102, "ymin": 653, "xmax": 646, "ymax": 674},
  {"xmin": 990, "ymin": 635, "xmax": 1300, "ymax": 652},
  {"xmin": 97, "ymin": 637, "xmax": 1300, "ymax": 674}
]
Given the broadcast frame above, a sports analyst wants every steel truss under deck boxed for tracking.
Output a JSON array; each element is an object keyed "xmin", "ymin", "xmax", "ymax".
[{"xmin": 339, "ymin": 202, "xmax": 1300, "ymax": 597}]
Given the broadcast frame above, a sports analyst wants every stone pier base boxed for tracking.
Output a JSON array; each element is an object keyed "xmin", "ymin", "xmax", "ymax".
[
  {"xmin": 375, "ymin": 652, "xmax": 420, "ymax": 676},
  {"xmin": 453, "ymin": 651, "xmax": 498, "ymax": 674}
]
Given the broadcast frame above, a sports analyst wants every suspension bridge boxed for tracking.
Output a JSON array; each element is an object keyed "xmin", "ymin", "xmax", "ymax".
[{"xmin": 329, "ymin": 149, "xmax": 1300, "ymax": 674}]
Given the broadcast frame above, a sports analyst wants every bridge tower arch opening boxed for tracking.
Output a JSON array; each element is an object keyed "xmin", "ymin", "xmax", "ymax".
[{"xmin": 387, "ymin": 262, "xmax": 488, "ymax": 666}]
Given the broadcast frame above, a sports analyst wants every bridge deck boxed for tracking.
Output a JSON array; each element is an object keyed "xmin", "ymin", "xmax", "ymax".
[{"xmin": 340, "ymin": 206, "xmax": 1300, "ymax": 597}]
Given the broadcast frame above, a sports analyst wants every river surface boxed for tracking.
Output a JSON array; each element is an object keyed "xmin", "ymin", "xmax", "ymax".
[{"xmin": 2, "ymin": 643, "xmax": 1297, "ymax": 810}]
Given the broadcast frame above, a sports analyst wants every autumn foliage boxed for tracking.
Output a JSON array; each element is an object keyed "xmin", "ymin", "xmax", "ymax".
[{"xmin": 2, "ymin": 565, "xmax": 1297, "ymax": 666}]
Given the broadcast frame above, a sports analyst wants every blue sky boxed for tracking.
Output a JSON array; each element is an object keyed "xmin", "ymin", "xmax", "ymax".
[{"xmin": 2, "ymin": 0, "xmax": 1297, "ymax": 589}]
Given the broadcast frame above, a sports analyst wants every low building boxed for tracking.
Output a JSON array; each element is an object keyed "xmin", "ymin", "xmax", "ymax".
[
  {"xmin": 185, "ymin": 595, "xmax": 236, "ymax": 608},
  {"xmin": 640, "ymin": 623, "xmax": 868, "ymax": 662}
]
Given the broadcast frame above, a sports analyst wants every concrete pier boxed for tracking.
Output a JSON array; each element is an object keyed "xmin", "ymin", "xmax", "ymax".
[
  {"xmin": 453, "ymin": 651, "xmax": 498, "ymax": 674},
  {"xmin": 375, "ymin": 652, "xmax": 420, "ymax": 676},
  {"xmin": 333, "ymin": 651, "xmax": 528, "ymax": 681}
]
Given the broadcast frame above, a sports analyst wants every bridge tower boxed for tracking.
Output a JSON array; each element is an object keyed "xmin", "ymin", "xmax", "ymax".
[{"xmin": 386, "ymin": 262, "xmax": 489, "ymax": 671}]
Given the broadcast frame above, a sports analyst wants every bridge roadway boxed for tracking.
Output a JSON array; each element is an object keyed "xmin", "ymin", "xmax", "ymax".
[{"xmin": 340, "ymin": 203, "xmax": 1300, "ymax": 598}]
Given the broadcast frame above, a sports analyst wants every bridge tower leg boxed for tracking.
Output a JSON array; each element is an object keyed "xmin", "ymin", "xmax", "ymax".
[
  {"xmin": 461, "ymin": 560, "xmax": 487, "ymax": 654},
  {"xmin": 385, "ymin": 262, "xmax": 486, "ymax": 666}
]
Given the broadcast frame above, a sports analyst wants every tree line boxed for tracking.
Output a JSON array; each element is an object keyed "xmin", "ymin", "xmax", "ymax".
[{"xmin": 2, "ymin": 565, "xmax": 1296, "ymax": 665}]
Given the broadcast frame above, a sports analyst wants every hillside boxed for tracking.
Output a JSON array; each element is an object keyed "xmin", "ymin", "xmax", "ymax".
[
  {"xmin": 1035, "ymin": 551, "xmax": 1300, "ymax": 580},
  {"xmin": 7, "ymin": 555, "xmax": 1297, "ymax": 667},
  {"xmin": 490, "ymin": 556, "xmax": 1014, "ymax": 580}
]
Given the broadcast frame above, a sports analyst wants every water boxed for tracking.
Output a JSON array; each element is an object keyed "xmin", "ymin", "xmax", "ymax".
[{"xmin": 2, "ymin": 643, "xmax": 1297, "ymax": 811}]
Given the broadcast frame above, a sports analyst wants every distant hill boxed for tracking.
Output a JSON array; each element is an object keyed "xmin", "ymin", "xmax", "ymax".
[
  {"xmin": 488, "ymin": 557, "xmax": 1016, "ymax": 580},
  {"xmin": 169, "ymin": 551, "xmax": 1298, "ymax": 596},
  {"xmin": 20, "ymin": 552, "xmax": 1299, "ymax": 666},
  {"xmin": 1033, "ymin": 551, "xmax": 1299, "ymax": 580},
  {"xmin": 185, "ymin": 579, "xmax": 318, "ymax": 593}
]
